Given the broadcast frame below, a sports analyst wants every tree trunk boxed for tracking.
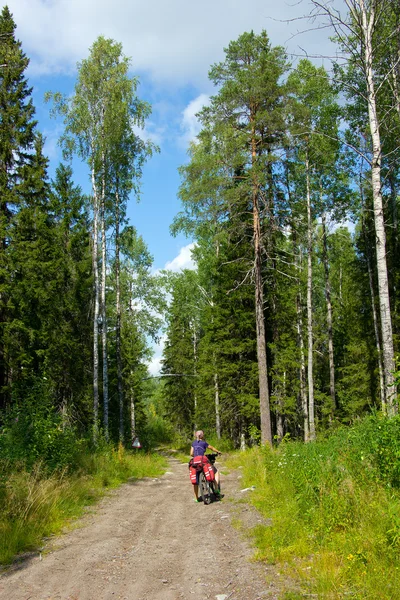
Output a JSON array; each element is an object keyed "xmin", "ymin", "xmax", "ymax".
[
  {"xmin": 306, "ymin": 155, "xmax": 316, "ymax": 441},
  {"xmin": 115, "ymin": 188, "xmax": 124, "ymax": 442},
  {"xmin": 321, "ymin": 211, "xmax": 336, "ymax": 413},
  {"xmin": 251, "ymin": 123, "xmax": 272, "ymax": 446},
  {"xmin": 193, "ymin": 325, "xmax": 198, "ymax": 431},
  {"xmin": 130, "ymin": 370, "xmax": 136, "ymax": 439},
  {"xmin": 360, "ymin": 0, "xmax": 397, "ymax": 413},
  {"xmin": 276, "ymin": 370, "xmax": 286, "ymax": 442},
  {"xmin": 213, "ymin": 239, "xmax": 221, "ymax": 440},
  {"xmin": 297, "ymin": 289, "xmax": 309, "ymax": 442},
  {"xmin": 128, "ymin": 284, "xmax": 136, "ymax": 440},
  {"xmin": 100, "ymin": 163, "xmax": 109, "ymax": 438},
  {"xmin": 91, "ymin": 166, "xmax": 100, "ymax": 443},
  {"xmin": 362, "ymin": 216, "xmax": 386, "ymax": 410},
  {"xmin": 294, "ymin": 230, "xmax": 309, "ymax": 442},
  {"xmin": 214, "ymin": 371, "xmax": 221, "ymax": 439},
  {"xmin": 389, "ymin": 174, "xmax": 398, "ymax": 337}
]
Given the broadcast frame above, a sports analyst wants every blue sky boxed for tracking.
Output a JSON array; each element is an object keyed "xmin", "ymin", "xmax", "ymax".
[{"xmin": 6, "ymin": 0, "xmax": 342, "ymax": 372}]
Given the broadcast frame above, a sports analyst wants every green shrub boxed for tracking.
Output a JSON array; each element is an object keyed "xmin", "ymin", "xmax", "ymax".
[{"xmin": 0, "ymin": 381, "xmax": 83, "ymax": 471}]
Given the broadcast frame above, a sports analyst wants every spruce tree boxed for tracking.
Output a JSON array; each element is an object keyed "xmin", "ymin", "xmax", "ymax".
[
  {"xmin": 4, "ymin": 134, "xmax": 53, "ymax": 391},
  {"xmin": 46, "ymin": 164, "xmax": 92, "ymax": 422},
  {"xmin": 0, "ymin": 6, "xmax": 38, "ymax": 408},
  {"xmin": 161, "ymin": 270, "xmax": 201, "ymax": 437}
]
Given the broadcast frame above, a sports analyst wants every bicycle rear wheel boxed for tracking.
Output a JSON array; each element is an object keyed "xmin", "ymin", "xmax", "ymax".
[
  {"xmin": 209, "ymin": 480, "xmax": 219, "ymax": 500},
  {"xmin": 199, "ymin": 471, "xmax": 211, "ymax": 504}
]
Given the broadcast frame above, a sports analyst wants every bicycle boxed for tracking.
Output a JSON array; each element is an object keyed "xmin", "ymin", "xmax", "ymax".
[{"xmin": 198, "ymin": 452, "xmax": 221, "ymax": 505}]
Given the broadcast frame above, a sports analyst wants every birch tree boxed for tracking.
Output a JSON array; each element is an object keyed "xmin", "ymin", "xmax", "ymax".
[
  {"xmin": 310, "ymin": 0, "xmax": 397, "ymax": 413},
  {"xmin": 287, "ymin": 59, "xmax": 341, "ymax": 439},
  {"xmin": 47, "ymin": 36, "xmax": 156, "ymax": 440}
]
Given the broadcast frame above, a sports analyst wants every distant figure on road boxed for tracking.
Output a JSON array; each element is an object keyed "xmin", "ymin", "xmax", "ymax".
[{"xmin": 190, "ymin": 430, "xmax": 221, "ymax": 502}]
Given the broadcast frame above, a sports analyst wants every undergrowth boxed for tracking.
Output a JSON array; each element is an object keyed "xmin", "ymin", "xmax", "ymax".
[
  {"xmin": 228, "ymin": 414, "xmax": 400, "ymax": 599},
  {"xmin": 0, "ymin": 444, "xmax": 166, "ymax": 565}
]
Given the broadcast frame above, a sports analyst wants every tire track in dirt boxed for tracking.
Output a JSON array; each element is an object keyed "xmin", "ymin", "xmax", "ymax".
[{"xmin": 0, "ymin": 457, "xmax": 283, "ymax": 600}]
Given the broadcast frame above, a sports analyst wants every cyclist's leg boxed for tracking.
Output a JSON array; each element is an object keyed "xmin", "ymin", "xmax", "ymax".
[
  {"xmin": 199, "ymin": 471, "xmax": 211, "ymax": 504},
  {"xmin": 193, "ymin": 482, "xmax": 199, "ymax": 501},
  {"xmin": 213, "ymin": 466, "xmax": 221, "ymax": 491}
]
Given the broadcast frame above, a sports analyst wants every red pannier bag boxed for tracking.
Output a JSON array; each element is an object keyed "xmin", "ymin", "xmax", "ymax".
[
  {"xmin": 203, "ymin": 458, "xmax": 215, "ymax": 482},
  {"xmin": 189, "ymin": 456, "xmax": 203, "ymax": 485},
  {"xmin": 189, "ymin": 464, "xmax": 197, "ymax": 484}
]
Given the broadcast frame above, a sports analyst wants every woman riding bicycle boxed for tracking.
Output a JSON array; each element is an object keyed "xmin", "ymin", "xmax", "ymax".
[{"xmin": 190, "ymin": 430, "xmax": 221, "ymax": 502}]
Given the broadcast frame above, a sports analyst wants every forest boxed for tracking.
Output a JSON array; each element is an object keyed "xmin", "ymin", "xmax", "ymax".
[
  {"xmin": 162, "ymin": 3, "xmax": 400, "ymax": 447},
  {"xmin": 0, "ymin": 0, "xmax": 399, "ymax": 459},
  {"xmin": 1, "ymin": 1, "xmax": 400, "ymax": 594}
]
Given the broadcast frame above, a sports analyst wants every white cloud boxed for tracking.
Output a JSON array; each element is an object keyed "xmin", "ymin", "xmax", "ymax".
[
  {"xmin": 164, "ymin": 243, "xmax": 196, "ymax": 272},
  {"xmin": 179, "ymin": 93, "xmax": 210, "ymax": 148},
  {"xmin": 8, "ymin": 0, "xmax": 342, "ymax": 84},
  {"xmin": 132, "ymin": 121, "xmax": 165, "ymax": 148}
]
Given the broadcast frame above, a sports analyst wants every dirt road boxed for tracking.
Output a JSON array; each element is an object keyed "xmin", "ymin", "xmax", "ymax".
[{"xmin": 0, "ymin": 457, "xmax": 282, "ymax": 600}]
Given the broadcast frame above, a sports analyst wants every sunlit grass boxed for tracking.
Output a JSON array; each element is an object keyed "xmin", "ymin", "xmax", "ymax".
[
  {"xmin": 226, "ymin": 417, "xmax": 400, "ymax": 599},
  {"xmin": 0, "ymin": 445, "xmax": 167, "ymax": 565}
]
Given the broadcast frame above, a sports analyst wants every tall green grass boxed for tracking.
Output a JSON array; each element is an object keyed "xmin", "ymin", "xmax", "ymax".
[
  {"xmin": 0, "ymin": 444, "xmax": 166, "ymax": 565},
  {"xmin": 229, "ymin": 415, "xmax": 400, "ymax": 599}
]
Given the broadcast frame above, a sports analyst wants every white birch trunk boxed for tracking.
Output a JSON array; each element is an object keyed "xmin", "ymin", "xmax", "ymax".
[
  {"xmin": 359, "ymin": 161, "xmax": 386, "ymax": 410},
  {"xmin": 193, "ymin": 324, "xmax": 198, "ymax": 430},
  {"xmin": 297, "ymin": 290, "xmax": 309, "ymax": 442},
  {"xmin": 357, "ymin": 0, "xmax": 397, "ymax": 413},
  {"xmin": 115, "ymin": 188, "xmax": 124, "ymax": 442},
  {"xmin": 321, "ymin": 211, "xmax": 336, "ymax": 412},
  {"xmin": 306, "ymin": 155, "xmax": 316, "ymax": 441},
  {"xmin": 362, "ymin": 216, "xmax": 386, "ymax": 410},
  {"xmin": 100, "ymin": 161, "xmax": 109, "ymax": 438},
  {"xmin": 214, "ymin": 371, "xmax": 221, "ymax": 440},
  {"xmin": 130, "ymin": 370, "xmax": 136, "ymax": 438},
  {"xmin": 91, "ymin": 163, "xmax": 100, "ymax": 443},
  {"xmin": 276, "ymin": 370, "xmax": 286, "ymax": 441},
  {"xmin": 213, "ymin": 239, "xmax": 221, "ymax": 440},
  {"xmin": 127, "ymin": 283, "xmax": 137, "ymax": 440}
]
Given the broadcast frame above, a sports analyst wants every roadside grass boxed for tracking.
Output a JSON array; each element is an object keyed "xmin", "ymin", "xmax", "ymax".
[
  {"xmin": 0, "ymin": 445, "xmax": 166, "ymax": 566},
  {"xmin": 227, "ymin": 415, "xmax": 400, "ymax": 599}
]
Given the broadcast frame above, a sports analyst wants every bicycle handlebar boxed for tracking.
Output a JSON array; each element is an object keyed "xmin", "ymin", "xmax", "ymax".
[{"xmin": 205, "ymin": 452, "xmax": 221, "ymax": 464}]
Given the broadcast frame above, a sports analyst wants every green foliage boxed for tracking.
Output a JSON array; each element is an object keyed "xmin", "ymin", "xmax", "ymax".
[
  {"xmin": 230, "ymin": 415, "xmax": 400, "ymax": 598},
  {"xmin": 140, "ymin": 381, "xmax": 175, "ymax": 450},
  {"xmin": 161, "ymin": 270, "xmax": 200, "ymax": 436},
  {"xmin": 0, "ymin": 379, "xmax": 84, "ymax": 471}
]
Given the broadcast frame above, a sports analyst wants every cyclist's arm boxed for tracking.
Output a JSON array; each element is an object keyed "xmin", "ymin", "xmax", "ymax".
[
  {"xmin": 207, "ymin": 444, "xmax": 221, "ymax": 454},
  {"xmin": 190, "ymin": 446, "xmax": 194, "ymax": 457}
]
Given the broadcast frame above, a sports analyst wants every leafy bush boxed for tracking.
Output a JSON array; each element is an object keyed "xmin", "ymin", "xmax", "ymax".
[{"xmin": 0, "ymin": 383, "xmax": 83, "ymax": 472}]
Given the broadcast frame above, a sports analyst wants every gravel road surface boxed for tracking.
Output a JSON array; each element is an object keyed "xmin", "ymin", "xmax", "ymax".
[{"xmin": 0, "ymin": 456, "xmax": 282, "ymax": 600}]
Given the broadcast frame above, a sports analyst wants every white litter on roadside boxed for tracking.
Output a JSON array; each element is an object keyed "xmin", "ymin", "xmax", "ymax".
[
  {"xmin": 240, "ymin": 486, "xmax": 256, "ymax": 492},
  {"xmin": 216, "ymin": 595, "xmax": 228, "ymax": 600}
]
